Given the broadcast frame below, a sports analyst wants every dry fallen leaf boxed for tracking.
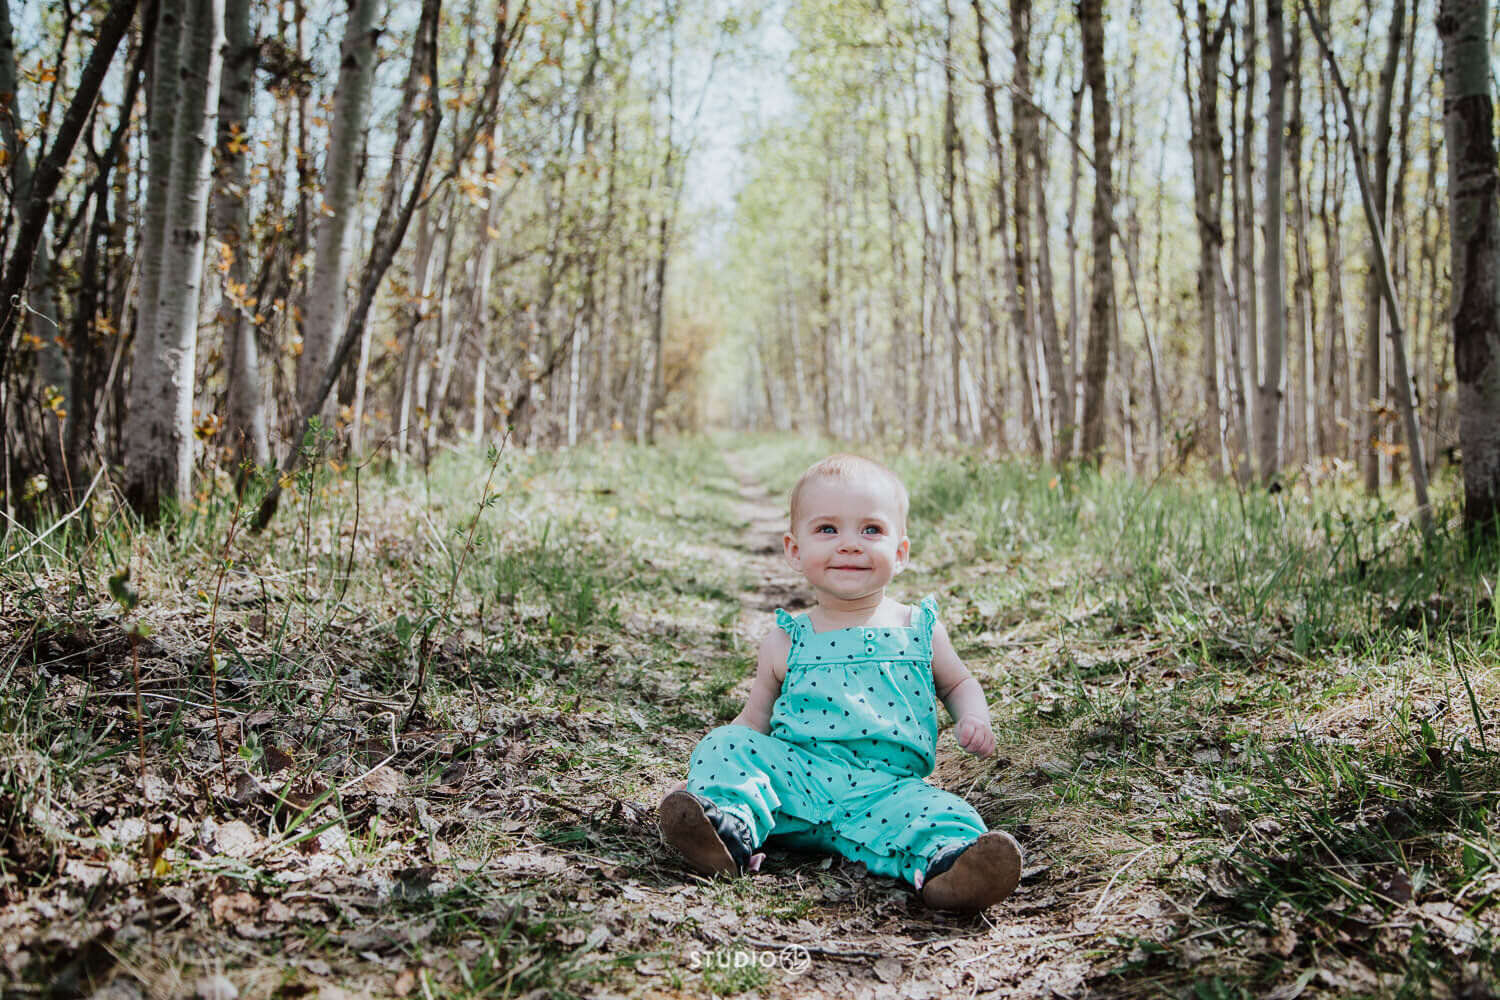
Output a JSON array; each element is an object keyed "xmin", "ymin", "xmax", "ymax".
[
  {"xmin": 264, "ymin": 746, "xmax": 296, "ymax": 773},
  {"xmin": 1268, "ymin": 927, "xmax": 1298, "ymax": 958},
  {"xmin": 362, "ymin": 766, "xmax": 400, "ymax": 796},
  {"xmin": 214, "ymin": 820, "xmax": 258, "ymax": 858},
  {"xmin": 210, "ymin": 891, "xmax": 259, "ymax": 924},
  {"xmin": 1380, "ymin": 869, "xmax": 1413, "ymax": 904},
  {"xmin": 194, "ymin": 974, "xmax": 238, "ymax": 1000}
]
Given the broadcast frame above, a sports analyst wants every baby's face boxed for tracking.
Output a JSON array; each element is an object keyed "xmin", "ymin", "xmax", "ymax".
[{"xmin": 784, "ymin": 476, "xmax": 910, "ymax": 605}]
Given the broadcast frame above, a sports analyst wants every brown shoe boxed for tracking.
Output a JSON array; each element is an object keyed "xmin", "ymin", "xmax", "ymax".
[
  {"xmin": 658, "ymin": 790, "xmax": 742, "ymax": 876},
  {"xmin": 920, "ymin": 831, "xmax": 1023, "ymax": 912}
]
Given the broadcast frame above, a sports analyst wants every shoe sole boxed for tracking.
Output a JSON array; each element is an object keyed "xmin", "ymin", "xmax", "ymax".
[
  {"xmin": 920, "ymin": 831, "xmax": 1023, "ymax": 912},
  {"xmin": 659, "ymin": 790, "xmax": 738, "ymax": 876}
]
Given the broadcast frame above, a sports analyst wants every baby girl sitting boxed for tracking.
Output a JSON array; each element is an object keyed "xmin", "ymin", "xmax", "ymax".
[{"xmin": 660, "ymin": 454, "xmax": 1022, "ymax": 912}]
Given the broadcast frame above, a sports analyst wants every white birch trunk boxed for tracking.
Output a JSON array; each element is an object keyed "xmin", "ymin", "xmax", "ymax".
[
  {"xmin": 297, "ymin": 0, "xmax": 382, "ymax": 419},
  {"xmin": 125, "ymin": 0, "xmax": 225, "ymax": 514},
  {"xmin": 216, "ymin": 0, "xmax": 268, "ymax": 470},
  {"xmin": 132, "ymin": 2, "xmax": 183, "ymax": 358}
]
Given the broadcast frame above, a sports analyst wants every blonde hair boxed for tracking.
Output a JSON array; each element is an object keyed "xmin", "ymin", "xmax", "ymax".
[{"xmin": 788, "ymin": 454, "xmax": 909, "ymax": 529}]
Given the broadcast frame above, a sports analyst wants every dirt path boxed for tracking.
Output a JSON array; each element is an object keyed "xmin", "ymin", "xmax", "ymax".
[
  {"xmin": 673, "ymin": 463, "xmax": 1101, "ymax": 999},
  {"xmin": 727, "ymin": 467, "xmax": 807, "ymax": 644}
]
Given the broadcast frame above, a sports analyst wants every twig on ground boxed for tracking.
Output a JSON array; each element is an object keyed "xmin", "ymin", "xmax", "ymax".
[{"xmin": 1090, "ymin": 844, "xmax": 1154, "ymax": 914}]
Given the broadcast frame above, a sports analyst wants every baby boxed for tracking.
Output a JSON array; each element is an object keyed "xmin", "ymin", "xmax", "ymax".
[{"xmin": 660, "ymin": 454, "xmax": 1022, "ymax": 912}]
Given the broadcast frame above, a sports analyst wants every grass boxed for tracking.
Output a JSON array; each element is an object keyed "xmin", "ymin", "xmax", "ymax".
[{"xmin": 1, "ymin": 431, "xmax": 1498, "ymax": 997}]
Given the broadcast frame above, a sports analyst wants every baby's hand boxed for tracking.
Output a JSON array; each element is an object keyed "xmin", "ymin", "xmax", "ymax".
[{"xmin": 955, "ymin": 716, "xmax": 996, "ymax": 758}]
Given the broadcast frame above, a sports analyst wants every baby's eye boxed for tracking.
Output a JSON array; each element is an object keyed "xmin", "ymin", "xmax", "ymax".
[
  {"xmin": 816, "ymin": 525, "xmax": 836, "ymax": 534},
  {"xmin": 862, "ymin": 525, "xmax": 884, "ymax": 535}
]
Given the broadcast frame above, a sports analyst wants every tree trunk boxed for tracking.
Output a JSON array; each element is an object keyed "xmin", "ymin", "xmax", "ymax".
[
  {"xmin": 942, "ymin": 0, "xmax": 966, "ymax": 442},
  {"xmin": 1065, "ymin": 79, "xmax": 1084, "ymax": 451},
  {"xmin": 131, "ymin": 0, "xmax": 181, "ymax": 372},
  {"xmin": 426, "ymin": 203, "xmax": 461, "ymax": 451},
  {"xmin": 1236, "ymin": 0, "xmax": 1258, "ymax": 480},
  {"xmin": 1256, "ymin": 0, "xmax": 1287, "ymax": 483},
  {"xmin": 1010, "ymin": 0, "xmax": 1049, "ymax": 455},
  {"xmin": 297, "ymin": 0, "xmax": 382, "ymax": 420},
  {"xmin": 1033, "ymin": 123, "xmax": 1068, "ymax": 455},
  {"xmin": 972, "ymin": 0, "xmax": 1029, "ymax": 450},
  {"xmin": 62, "ymin": 28, "xmax": 146, "ymax": 496},
  {"xmin": 1439, "ymin": 0, "xmax": 1500, "ymax": 542},
  {"xmin": 124, "ymin": 0, "xmax": 225, "ymax": 516},
  {"xmin": 1361, "ymin": 0, "xmax": 1404, "ymax": 491},
  {"xmin": 1078, "ymin": 0, "xmax": 1116, "ymax": 464},
  {"xmin": 216, "ymin": 0, "xmax": 268, "ymax": 471},
  {"xmin": 1178, "ymin": 0, "xmax": 1229, "ymax": 474},
  {"xmin": 1317, "ymin": 27, "xmax": 1350, "ymax": 461},
  {"xmin": 1287, "ymin": 3, "xmax": 1318, "ymax": 468}
]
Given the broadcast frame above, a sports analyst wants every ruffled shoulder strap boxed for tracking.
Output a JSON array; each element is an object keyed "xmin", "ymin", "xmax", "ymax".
[
  {"xmin": 775, "ymin": 607, "xmax": 807, "ymax": 644},
  {"xmin": 915, "ymin": 595, "xmax": 940, "ymax": 646}
]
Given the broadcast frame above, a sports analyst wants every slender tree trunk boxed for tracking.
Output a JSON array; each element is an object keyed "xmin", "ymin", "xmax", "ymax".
[
  {"xmin": 297, "ymin": 0, "xmax": 382, "ymax": 420},
  {"xmin": 1317, "ymin": 24, "xmax": 1351, "ymax": 462},
  {"xmin": 1178, "ymin": 0, "xmax": 1229, "ymax": 474},
  {"xmin": 1439, "ymin": 0, "xmax": 1500, "ymax": 542},
  {"xmin": 1237, "ymin": 0, "xmax": 1258, "ymax": 479},
  {"xmin": 942, "ymin": 0, "xmax": 967, "ymax": 442},
  {"xmin": 972, "ymin": 0, "xmax": 1027, "ymax": 450},
  {"xmin": 62, "ymin": 29, "xmax": 146, "ymax": 495},
  {"xmin": 216, "ymin": 0, "xmax": 268, "ymax": 471},
  {"xmin": 1010, "ymin": 0, "xmax": 1053, "ymax": 456},
  {"xmin": 1078, "ymin": 0, "xmax": 1116, "ymax": 463},
  {"xmin": 293, "ymin": 0, "xmax": 313, "ymax": 260},
  {"xmin": 1287, "ymin": 3, "xmax": 1318, "ymax": 468},
  {"xmin": 124, "ymin": 0, "xmax": 225, "ymax": 516},
  {"xmin": 1033, "ymin": 119, "xmax": 1068, "ymax": 456},
  {"xmin": 397, "ymin": 203, "xmax": 438, "ymax": 457},
  {"xmin": 131, "ymin": 0, "xmax": 181, "ymax": 368},
  {"xmin": 1065, "ymin": 80, "xmax": 1085, "ymax": 450},
  {"xmin": 1361, "ymin": 0, "xmax": 1404, "ymax": 491},
  {"xmin": 1257, "ymin": 0, "xmax": 1288, "ymax": 482}
]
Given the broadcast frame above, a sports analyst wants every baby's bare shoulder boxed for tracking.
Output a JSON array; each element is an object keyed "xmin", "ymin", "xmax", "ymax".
[
  {"xmin": 759, "ymin": 626, "xmax": 792, "ymax": 655},
  {"xmin": 758, "ymin": 627, "xmax": 792, "ymax": 681}
]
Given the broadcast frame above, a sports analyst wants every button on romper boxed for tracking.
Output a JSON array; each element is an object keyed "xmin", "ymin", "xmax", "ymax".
[{"xmin": 685, "ymin": 596, "xmax": 987, "ymax": 886}]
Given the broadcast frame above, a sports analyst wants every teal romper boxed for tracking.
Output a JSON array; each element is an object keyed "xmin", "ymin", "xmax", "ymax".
[{"xmin": 685, "ymin": 596, "xmax": 987, "ymax": 886}]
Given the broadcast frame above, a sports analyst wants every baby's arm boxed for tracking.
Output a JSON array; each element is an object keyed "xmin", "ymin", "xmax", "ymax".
[
  {"xmin": 729, "ymin": 629, "xmax": 790, "ymax": 734},
  {"xmin": 930, "ymin": 619, "xmax": 997, "ymax": 758}
]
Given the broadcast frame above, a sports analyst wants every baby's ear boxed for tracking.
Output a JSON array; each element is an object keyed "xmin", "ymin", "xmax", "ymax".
[
  {"xmin": 895, "ymin": 534, "xmax": 911, "ymax": 571},
  {"xmin": 783, "ymin": 530, "xmax": 801, "ymax": 568}
]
